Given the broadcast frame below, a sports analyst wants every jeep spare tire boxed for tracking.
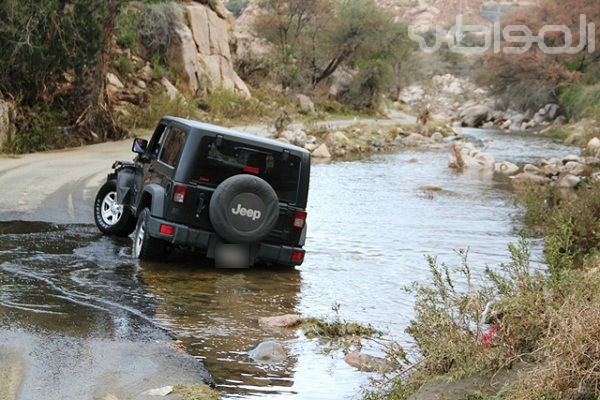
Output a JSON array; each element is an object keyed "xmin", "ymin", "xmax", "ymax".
[{"xmin": 209, "ymin": 175, "xmax": 279, "ymax": 243}]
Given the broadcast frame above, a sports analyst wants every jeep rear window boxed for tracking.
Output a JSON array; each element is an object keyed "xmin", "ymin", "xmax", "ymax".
[{"xmin": 192, "ymin": 137, "xmax": 301, "ymax": 204}]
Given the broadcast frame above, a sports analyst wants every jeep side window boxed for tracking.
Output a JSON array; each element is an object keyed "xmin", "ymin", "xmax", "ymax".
[
  {"xmin": 149, "ymin": 124, "xmax": 169, "ymax": 159},
  {"xmin": 159, "ymin": 127, "xmax": 187, "ymax": 168}
]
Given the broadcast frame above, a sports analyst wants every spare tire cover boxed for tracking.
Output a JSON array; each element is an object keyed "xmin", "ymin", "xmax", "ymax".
[{"xmin": 209, "ymin": 174, "xmax": 279, "ymax": 243}]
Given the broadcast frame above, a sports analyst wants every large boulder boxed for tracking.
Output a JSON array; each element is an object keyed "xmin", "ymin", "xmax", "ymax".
[
  {"xmin": 168, "ymin": 2, "xmax": 250, "ymax": 97},
  {"xmin": 459, "ymin": 105, "xmax": 491, "ymax": 127},
  {"xmin": 587, "ymin": 137, "xmax": 600, "ymax": 155},
  {"xmin": 312, "ymin": 143, "xmax": 332, "ymax": 159},
  {"xmin": 296, "ymin": 94, "xmax": 315, "ymax": 114}
]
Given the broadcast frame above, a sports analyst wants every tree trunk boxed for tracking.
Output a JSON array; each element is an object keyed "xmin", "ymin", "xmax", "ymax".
[{"xmin": 78, "ymin": 0, "xmax": 125, "ymax": 141}]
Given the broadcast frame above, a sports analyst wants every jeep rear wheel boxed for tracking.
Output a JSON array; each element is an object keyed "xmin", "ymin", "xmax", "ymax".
[
  {"xmin": 133, "ymin": 208, "xmax": 168, "ymax": 260},
  {"xmin": 209, "ymin": 175, "xmax": 279, "ymax": 244},
  {"xmin": 94, "ymin": 179, "xmax": 136, "ymax": 237}
]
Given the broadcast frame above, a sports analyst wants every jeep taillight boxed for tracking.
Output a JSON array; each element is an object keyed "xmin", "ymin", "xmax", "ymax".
[
  {"xmin": 173, "ymin": 184, "xmax": 187, "ymax": 204},
  {"xmin": 291, "ymin": 250, "xmax": 304, "ymax": 263},
  {"xmin": 292, "ymin": 210, "xmax": 307, "ymax": 229}
]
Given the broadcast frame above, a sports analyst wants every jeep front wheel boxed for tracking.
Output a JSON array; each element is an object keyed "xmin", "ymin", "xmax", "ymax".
[
  {"xmin": 94, "ymin": 179, "xmax": 136, "ymax": 236},
  {"xmin": 133, "ymin": 208, "xmax": 168, "ymax": 260}
]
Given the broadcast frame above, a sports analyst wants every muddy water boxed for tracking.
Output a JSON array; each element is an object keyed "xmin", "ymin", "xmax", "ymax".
[{"xmin": 0, "ymin": 129, "xmax": 577, "ymax": 399}]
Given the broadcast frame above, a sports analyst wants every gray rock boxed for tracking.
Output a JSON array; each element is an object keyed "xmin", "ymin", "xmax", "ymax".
[
  {"xmin": 545, "ymin": 103, "xmax": 560, "ymax": 120},
  {"xmin": 248, "ymin": 340, "xmax": 287, "ymax": 363},
  {"xmin": 494, "ymin": 161, "xmax": 519, "ymax": 176},
  {"xmin": 403, "ymin": 133, "xmax": 429, "ymax": 146},
  {"xmin": 511, "ymin": 172, "xmax": 551, "ymax": 186},
  {"xmin": 312, "ymin": 143, "xmax": 331, "ymax": 159},
  {"xmin": 557, "ymin": 173, "xmax": 581, "ymax": 189},
  {"xmin": 431, "ymin": 132, "xmax": 444, "ymax": 142},
  {"xmin": 258, "ymin": 314, "xmax": 302, "ymax": 328},
  {"xmin": 344, "ymin": 352, "xmax": 393, "ymax": 373},
  {"xmin": 296, "ymin": 94, "xmax": 315, "ymax": 114},
  {"xmin": 459, "ymin": 105, "xmax": 491, "ymax": 127},
  {"xmin": 587, "ymin": 137, "xmax": 600, "ymax": 154}
]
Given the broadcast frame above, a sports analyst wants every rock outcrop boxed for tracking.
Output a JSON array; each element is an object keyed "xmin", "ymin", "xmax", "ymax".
[{"xmin": 168, "ymin": 1, "xmax": 250, "ymax": 97}]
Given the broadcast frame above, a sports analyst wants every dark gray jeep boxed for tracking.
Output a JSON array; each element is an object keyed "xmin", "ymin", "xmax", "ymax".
[{"xmin": 94, "ymin": 117, "xmax": 310, "ymax": 268}]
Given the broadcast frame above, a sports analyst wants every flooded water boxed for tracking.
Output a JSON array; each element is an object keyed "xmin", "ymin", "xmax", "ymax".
[{"xmin": 0, "ymin": 129, "xmax": 577, "ymax": 399}]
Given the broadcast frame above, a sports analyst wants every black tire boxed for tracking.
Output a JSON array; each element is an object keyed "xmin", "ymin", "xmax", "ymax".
[
  {"xmin": 209, "ymin": 175, "xmax": 279, "ymax": 244},
  {"xmin": 94, "ymin": 179, "xmax": 136, "ymax": 237},
  {"xmin": 132, "ymin": 208, "xmax": 168, "ymax": 260}
]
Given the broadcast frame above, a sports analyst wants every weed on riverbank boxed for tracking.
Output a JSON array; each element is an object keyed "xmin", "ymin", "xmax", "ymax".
[
  {"xmin": 173, "ymin": 385, "xmax": 221, "ymax": 400},
  {"xmin": 363, "ymin": 183, "xmax": 600, "ymax": 399}
]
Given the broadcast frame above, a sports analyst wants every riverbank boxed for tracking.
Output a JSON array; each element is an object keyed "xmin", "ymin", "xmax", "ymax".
[{"xmin": 362, "ymin": 134, "xmax": 600, "ymax": 399}]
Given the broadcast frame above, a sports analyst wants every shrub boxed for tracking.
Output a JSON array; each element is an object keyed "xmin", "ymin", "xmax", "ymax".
[
  {"xmin": 138, "ymin": 2, "xmax": 182, "ymax": 61},
  {"xmin": 519, "ymin": 182, "xmax": 600, "ymax": 275},
  {"xmin": 199, "ymin": 88, "xmax": 266, "ymax": 122},
  {"xmin": 129, "ymin": 86, "xmax": 199, "ymax": 129},
  {"xmin": 224, "ymin": 0, "xmax": 248, "ymax": 17},
  {"xmin": 5, "ymin": 106, "xmax": 62, "ymax": 153},
  {"xmin": 116, "ymin": 5, "xmax": 141, "ymax": 50},
  {"xmin": 559, "ymin": 84, "xmax": 600, "ymax": 120},
  {"xmin": 116, "ymin": 55, "xmax": 135, "ymax": 76}
]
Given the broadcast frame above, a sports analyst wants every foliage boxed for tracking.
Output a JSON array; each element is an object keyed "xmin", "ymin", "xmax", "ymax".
[
  {"xmin": 253, "ymin": 0, "xmax": 421, "ymax": 110},
  {"xmin": 4, "ymin": 106, "xmax": 62, "ymax": 153},
  {"xmin": 0, "ymin": 0, "xmax": 104, "ymax": 104},
  {"xmin": 116, "ymin": 5, "xmax": 141, "ymax": 50},
  {"xmin": 300, "ymin": 317, "xmax": 380, "ymax": 340},
  {"xmin": 138, "ymin": 2, "xmax": 182, "ymax": 61},
  {"xmin": 366, "ymin": 179, "xmax": 600, "ymax": 399},
  {"xmin": 559, "ymin": 84, "xmax": 600, "ymax": 120},
  {"xmin": 224, "ymin": 0, "xmax": 248, "ymax": 18},
  {"xmin": 173, "ymin": 385, "xmax": 221, "ymax": 400},
  {"xmin": 129, "ymin": 86, "xmax": 199, "ymax": 129},
  {"xmin": 116, "ymin": 55, "xmax": 135, "ymax": 76},
  {"xmin": 199, "ymin": 88, "xmax": 266, "ymax": 122},
  {"xmin": 519, "ymin": 182, "xmax": 600, "ymax": 274},
  {"xmin": 477, "ymin": 0, "xmax": 600, "ymax": 111}
]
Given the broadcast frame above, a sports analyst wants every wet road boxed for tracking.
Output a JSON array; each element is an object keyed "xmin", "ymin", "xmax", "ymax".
[{"xmin": 0, "ymin": 128, "xmax": 577, "ymax": 399}]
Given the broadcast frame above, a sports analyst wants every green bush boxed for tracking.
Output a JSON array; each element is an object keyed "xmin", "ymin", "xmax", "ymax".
[
  {"xmin": 519, "ymin": 182, "xmax": 600, "ymax": 275},
  {"xmin": 225, "ymin": 0, "xmax": 248, "ymax": 17},
  {"xmin": 200, "ymin": 88, "xmax": 266, "ymax": 122},
  {"xmin": 116, "ymin": 55, "xmax": 135, "ymax": 76},
  {"xmin": 559, "ymin": 84, "xmax": 600, "ymax": 120},
  {"xmin": 132, "ymin": 86, "xmax": 199, "ymax": 129},
  {"xmin": 5, "ymin": 106, "xmax": 62, "ymax": 153},
  {"xmin": 116, "ymin": 6, "xmax": 141, "ymax": 50}
]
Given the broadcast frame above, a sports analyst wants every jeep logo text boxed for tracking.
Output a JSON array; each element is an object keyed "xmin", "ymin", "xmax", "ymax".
[{"xmin": 231, "ymin": 203, "xmax": 262, "ymax": 221}]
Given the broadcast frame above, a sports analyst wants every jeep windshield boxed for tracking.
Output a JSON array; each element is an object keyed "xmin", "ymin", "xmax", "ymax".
[{"xmin": 192, "ymin": 137, "xmax": 302, "ymax": 204}]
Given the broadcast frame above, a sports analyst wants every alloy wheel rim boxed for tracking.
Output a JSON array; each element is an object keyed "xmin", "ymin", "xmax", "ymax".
[{"xmin": 100, "ymin": 191, "xmax": 123, "ymax": 226}]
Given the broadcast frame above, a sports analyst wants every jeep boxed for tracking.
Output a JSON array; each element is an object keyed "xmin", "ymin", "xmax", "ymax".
[{"xmin": 93, "ymin": 117, "xmax": 311, "ymax": 268}]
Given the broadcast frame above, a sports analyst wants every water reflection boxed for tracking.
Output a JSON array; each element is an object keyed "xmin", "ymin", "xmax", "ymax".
[{"xmin": 140, "ymin": 257, "xmax": 302, "ymax": 394}]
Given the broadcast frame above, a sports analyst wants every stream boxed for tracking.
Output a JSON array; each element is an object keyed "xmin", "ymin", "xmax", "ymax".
[{"xmin": 0, "ymin": 128, "xmax": 577, "ymax": 399}]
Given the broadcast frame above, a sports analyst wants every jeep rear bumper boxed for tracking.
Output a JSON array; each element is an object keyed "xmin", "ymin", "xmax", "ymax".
[{"xmin": 145, "ymin": 215, "xmax": 305, "ymax": 266}]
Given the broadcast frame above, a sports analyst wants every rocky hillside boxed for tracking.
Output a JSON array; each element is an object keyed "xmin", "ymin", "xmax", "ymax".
[{"xmin": 107, "ymin": 0, "xmax": 250, "ymax": 120}]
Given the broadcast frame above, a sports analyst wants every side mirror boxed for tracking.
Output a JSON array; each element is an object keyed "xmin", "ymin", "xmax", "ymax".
[{"xmin": 132, "ymin": 138, "xmax": 148, "ymax": 154}]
